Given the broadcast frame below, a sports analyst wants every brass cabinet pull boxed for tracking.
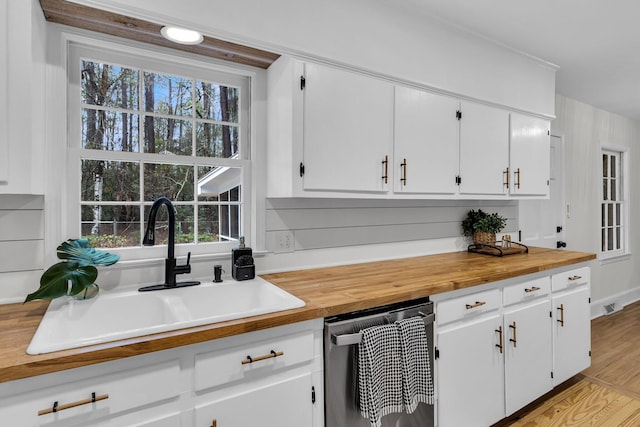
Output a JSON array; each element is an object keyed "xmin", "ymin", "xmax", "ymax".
[
  {"xmin": 495, "ymin": 326, "xmax": 503, "ymax": 353},
  {"xmin": 465, "ymin": 301, "xmax": 487, "ymax": 310},
  {"xmin": 524, "ymin": 286, "xmax": 541, "ymax": 293},
  {"xmin": 557, "ymin": 304, "xmax": 565, "ymax": 327},
  {"xmin": 503, "ymin": 167, "xmax": 509, "ymax": 188},
  {"xmin": 509, "ymin": 321, "xmax": 517, "ymax": 348},
  {"xmin": 241, "ymin": 350, "xmax": 284, "ymax": 365},
  {"xmin": 38, "ymin": 392, "xmax": 109, "ymax": 416},
  {"xmin": 381, "ymin": 155, "xmax": 389, "ymax": 184},
  {"xmin": 515, "ymin": 168, "xmax": 521, "ymax": 189},
  {"xmin": 400, "ymin": 158, "xmax": 407, "ymax": 186},
  {"xmin": 211, "ymin": 419, "xmax": 217, "ymax": 427},
  {"xmin": 568, "ymin": 275, "xmax": 582, "ymax": 281}
]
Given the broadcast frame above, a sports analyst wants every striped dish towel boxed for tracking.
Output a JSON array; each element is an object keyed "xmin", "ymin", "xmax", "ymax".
[
  {"xmin": 396, "ymin": 316, "xmax": 435, "ymax": 412},
  {"xmin": 358, "ymin": 323, "xmax": 404, "ymax": 427}
]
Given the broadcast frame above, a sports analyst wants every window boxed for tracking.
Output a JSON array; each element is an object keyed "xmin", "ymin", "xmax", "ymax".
[
  {"xmin": 601, "ymin": 148, "xmax": 628, "ymax": 258},
  {"xmin": 67, "ymin": 43, "xmax": 251, "ymax": 256}
]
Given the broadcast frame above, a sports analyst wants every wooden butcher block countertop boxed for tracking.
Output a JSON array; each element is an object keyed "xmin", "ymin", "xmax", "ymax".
[{"xmin": 0, "ymin": 247, "xmax": 595, "ymax": 383}]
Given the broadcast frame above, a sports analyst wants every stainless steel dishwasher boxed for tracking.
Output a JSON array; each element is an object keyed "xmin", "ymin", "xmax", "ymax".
[{"xmin": 324, "ymin": 298, "xmax": 435, "ymax": 427}]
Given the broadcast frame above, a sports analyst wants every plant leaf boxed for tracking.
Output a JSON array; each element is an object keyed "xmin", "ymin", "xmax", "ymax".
[
  {"xmin": 56, "ymin": 239, "xmax": 120, "ymax": 267},
  {"xmin": 24, "ymin": 262, "xmax": 98, "ymax": 302}
]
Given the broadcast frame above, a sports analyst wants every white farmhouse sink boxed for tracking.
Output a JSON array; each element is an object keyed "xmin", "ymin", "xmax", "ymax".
[{"xmin": 27, "ymin": 277, "xmax": 305, "ymax": 354}]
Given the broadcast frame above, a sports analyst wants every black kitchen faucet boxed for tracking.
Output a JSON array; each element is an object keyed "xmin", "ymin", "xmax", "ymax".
[{"xmin": 139, "ymin": 197, "xmax": 200, "ymax": 292}]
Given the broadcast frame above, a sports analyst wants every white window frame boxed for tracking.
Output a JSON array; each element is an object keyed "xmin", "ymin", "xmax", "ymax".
[
  {"xmin": 63, "ymin": 36, "xmax": 256, "ymax": 263},
  {"xmin": 599, "ymin": 145, "xmax": 630, "ymax": 261}
]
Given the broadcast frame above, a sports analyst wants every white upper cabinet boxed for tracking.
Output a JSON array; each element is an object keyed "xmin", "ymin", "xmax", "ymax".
[
  {"xmin": 393, "ymin": 86, "xmax": 459, "ymax": 194},
  {"xmin": 509, "ymin": 113, "xmax": 551, "ymax": 196},
  {"xmin": 302, "ymin": 63, "xmax": 394, "ymax": 193},
  {"xmin": 458, "ymin": 101, "xmax": 510, "ymax": 196}
]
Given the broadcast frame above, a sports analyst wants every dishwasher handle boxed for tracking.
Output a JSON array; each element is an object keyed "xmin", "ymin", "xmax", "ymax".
[{"xmin": 331, "ymin": 312, "xmax": 435, "ymax": 346}]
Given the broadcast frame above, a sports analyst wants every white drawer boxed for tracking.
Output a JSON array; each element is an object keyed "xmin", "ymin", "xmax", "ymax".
[
  {"xmin": 436, "ymin": 288, "xmax": 501, "ymax": 325},
  {"xmin": 11, "ymin": 360, "xmax": 181, "ymax": 426},
  {"xmin": 552, "ymin": 267, "xmax": 590, "ymax": 292},
  {"xmin": 194, "ymin": 329, "xmax": 315, "ymax": 392},
  {"xmin": 503, "ymin": 277, "xmax": 551, "ymax": 306}
]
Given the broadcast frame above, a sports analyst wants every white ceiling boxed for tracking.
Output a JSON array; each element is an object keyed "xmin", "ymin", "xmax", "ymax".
[{"xmin": 397, "ymin": 0, "xmax": 640, "ymax": 120}]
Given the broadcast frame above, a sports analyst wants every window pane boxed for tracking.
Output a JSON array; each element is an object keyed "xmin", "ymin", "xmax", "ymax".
[
  {"xmin": 143, "ymin": 163, "xmax": 194, "ymax": 201},
  {"xmin": 608, "ymin": 228, "xmax": 614, "ymax": 251},
  {"xmin": 197, "ymin": 165, "xmax": 242, "ymax": 201},
  {"xmin": 143, "ymin": 204, "xmax": 195, "ymax": 245},
  {"xmin": 603, "ymin": 179, "xmax": 608, "ymax": 200},
  {"xmin": 616, "ymin": 227, "xmax": 621, "ymax": 250},
  {"xmin": 616, "ymin": 203, "xmax": 621, "ymax": 225},
  {"xmin": 603, "ymin": 154, "xmax": 608, "ymax": 177},
  {"xmin": 198, "ymin": 205, "xmax": 220, "ymax": 242},
  {"xmin": 82, "ymin": 109, "xmax": 139, "ymax": 152},
  {"xmin": 608, "ymin": 204, "xmax": 614, "ymax": 226},
  {"xmin": 81, "ymin": 61, "xmax": 139, "ymax": 109},
  {"xmin": 196, "ymin": 123, "xmax": 239, "ymax": 158},
  {"xmin": 611, "ymin": 155, "xmax": 616, "ymax": 178},
  {"xmin": 195, "ymin": 82, "xmax": 239, "ymax": 122},
  {"xmin": 601, "ymin": 228, "xmax": 606, "ymax": 252},
  {"xmin": 143, "ymin": 117, "xmax": 192, "ymax": 155},
  {"xmin": 81, "ymin": 205, "xmax": 141, "ymax": 248},
  {"xmin": 143, "ymin": 72, "xmax": 192, "ymax": 116},
  {"xmin": 601, "ymin": 204, "xmax": 605, "ymax": 227},
  {"xmin": 81, "ymin": 160, "xmax": 140, "ymax": 202},
  {"xmin": 611, "ymin": 179, "xmax": 617, "ymax": 201}
]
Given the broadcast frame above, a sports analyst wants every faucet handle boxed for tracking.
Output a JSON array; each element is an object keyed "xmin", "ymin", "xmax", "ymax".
[{"xmin": 175, "ymin": 252, "xmax": 192, "ymax": 275}]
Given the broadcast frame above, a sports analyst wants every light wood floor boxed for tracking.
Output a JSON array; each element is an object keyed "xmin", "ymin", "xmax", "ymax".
[{"xmin": 494, "ymin": 300, "xmax": 640, "ymax": 426}]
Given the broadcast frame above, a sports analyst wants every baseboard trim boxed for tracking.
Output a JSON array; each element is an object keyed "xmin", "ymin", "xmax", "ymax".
[{"xmin": 590, "ymin": 287, "xmax": 640, "ymax": 319}]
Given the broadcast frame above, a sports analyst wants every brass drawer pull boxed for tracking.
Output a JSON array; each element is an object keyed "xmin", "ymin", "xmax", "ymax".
[
  {"xmin": 495, "ymin": 326, "xmax": 503, "ymax": 354},
  {"xmin": 211, "ymin": 419, "xmax": 217, "ymax": 427},
  {"xmin": 241, "ymin": 350, "xmax": 284, "ymax": 365},
  {"xmin": 503, "ymin": 167, "xmax": 509, "ymax": 188},
  {"xmin": 381, "ymin": 155, "xmax": 389, "ymax": 184},
  {"xmin": 466, "ymin": 301, "xmax": 487, "ymax": 310},
  {"xmin": 557, "ymin": 304, "xmax": 565, "ymax": 327},
  {"xmin": 568, "ymin": 275, "xmax": 582, "ymax": 281},
  {"xmin": 38, "ymin": 392, "xmax": 109, "ymax": 416},
  {"xmin": 509, "ymin": 321, "xmax": 517, "ymax": 347},
  {"xmin": 524, "ymin": 286, "xmax": 541, "ymax": 293},
  {"xmin": 514, "ymin": 167, "xmax": 521, "ymax": 189},
  {"xmin": 400, "ymin": 158, "xmax": 407, "ymax": 186}
]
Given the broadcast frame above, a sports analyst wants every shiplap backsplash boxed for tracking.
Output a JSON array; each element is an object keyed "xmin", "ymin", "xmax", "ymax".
[
  {"xmin": 0, "ymin": 195, "xmax": 44, "ymax": 303},
  {"xmin": 265, "ymin": 198, "xmax": 518, "ymax": 252}
]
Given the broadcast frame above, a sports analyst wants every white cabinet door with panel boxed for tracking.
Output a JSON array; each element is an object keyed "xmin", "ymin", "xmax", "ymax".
[
  {"xmin": 302, "ymin": 62, "xmax": 394, "ymax": 193},
  {"xmin": 458, "ymin": 101, "xmax": 509, "ymax": 196},
  {"xmin": 195, "ymin": 373, "xmax": 313, "ymax": 427},
  {"xmin": 509, "ymin": 113, "xmax": 550, "ymax": 196},
  {"xmin": 393, "ymin": 86, "xmax": 459, "ymax": 194},
  {"xmin": 503, "ymin": 297, "xmax": 553, "ymax": 415},
  {"xmin": 437, "ymin": 313, "xmax": 505, "ymax": 427}
]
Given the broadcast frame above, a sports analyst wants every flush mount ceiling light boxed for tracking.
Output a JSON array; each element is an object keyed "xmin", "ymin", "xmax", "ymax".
[{"xmin": 160, "ymin": 26, "xmax": 204, "ymax": 45}]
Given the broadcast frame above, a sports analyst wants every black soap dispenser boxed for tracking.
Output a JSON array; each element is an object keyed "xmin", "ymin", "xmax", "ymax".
[{"xmin": 232, "ymin": 236, "xmax": 255, "ymax": 281}]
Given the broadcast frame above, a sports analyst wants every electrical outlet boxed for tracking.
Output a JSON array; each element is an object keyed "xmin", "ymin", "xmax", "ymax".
[{"xmin": 274, "ymin": 231, "xmax": 294, "ymax": 253}]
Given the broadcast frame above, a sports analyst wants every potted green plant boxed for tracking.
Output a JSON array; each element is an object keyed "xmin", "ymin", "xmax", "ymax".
[
  {"xmin": 461, "ymin": 209, "xmax": 507, "ymax": 246},
  {"xmin": 24, "ymin": 238, "xmax": 120, "ymax": 302}
]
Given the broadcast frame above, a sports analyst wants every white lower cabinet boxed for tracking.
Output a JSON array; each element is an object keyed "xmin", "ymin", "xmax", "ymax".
[
  {"xmin": 437, "ymin": 312, "xmax": 505, "ymax": 427},
  {"xmin": 552, "ymin": 268, "xmax": 591, "ymax": 385},
  {"xmin": 0, "ymin": 319, "xmax": 323, "ymax": 427},
  {"xmin": 503, "ymin": 297, "xmax": 553, "ymax": 415},
  {"xmin": 195, "ymin": 373, "xmax": 314, "ymax": 427},
  {"xmin": 435, "ymin": 267, "xmax": 590, "ymax": 426}
]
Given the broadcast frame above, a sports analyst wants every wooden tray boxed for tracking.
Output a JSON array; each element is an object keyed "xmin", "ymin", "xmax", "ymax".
[{"xmin": 468, "ymin": 242, "xmax": 528, "ymax": 257}]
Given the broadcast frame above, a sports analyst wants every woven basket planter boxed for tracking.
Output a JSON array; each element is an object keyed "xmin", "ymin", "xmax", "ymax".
[{"xmin": 473, "ymin": 231, "xmax": 496, "ymax": 246}]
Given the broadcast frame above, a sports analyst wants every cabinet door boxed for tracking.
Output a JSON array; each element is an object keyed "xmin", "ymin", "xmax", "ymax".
[
  {"xmin": 437, "ymin": 313, "xmax": 505, "ymax": 427},
  {"xmin": 393, "ymin": 86, "xmax": 459, "ymax": 194},
  {"xmin": 195, "ymin": 373, "xmax": 314, "ymax": 427},
  {"xmin": 510, "ymin": 113, "xmax": 550, "ymax": 196},
  {"xmin": 302, "ymin": 63, "xmax": 394, "ymax": 193},
  {"xmin": 504, "ymin": 299, "xmax": 553, "ymax": 415},
  {"xmin": 459, "ymin": 102, "xmax": 509, "ymax": 195},
  {"xmin": 553, "ymin": 286, "xmax": 591, "ymax": 385}
]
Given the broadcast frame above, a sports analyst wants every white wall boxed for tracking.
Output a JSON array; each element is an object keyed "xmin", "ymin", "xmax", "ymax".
[
  {"xmin": 69, "ymin": 0, "xmax": 556, "ymax": 117},
  {"xmin": 553, "ymin": 95, "xmax": 640, "ymax": 305}
]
